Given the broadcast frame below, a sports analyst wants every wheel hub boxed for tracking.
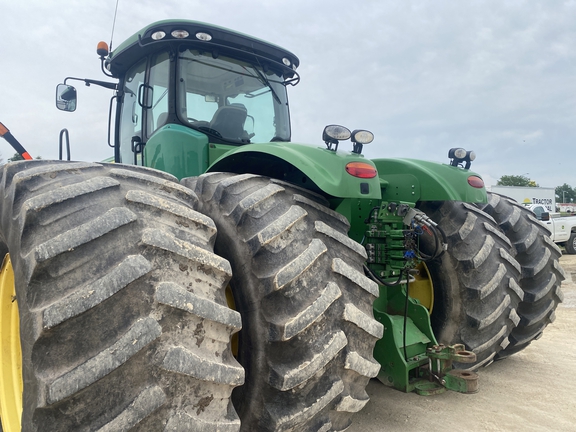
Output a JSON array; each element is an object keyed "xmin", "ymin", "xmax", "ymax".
[
  {"xmin": 0, "ymin": 254, "xmax": 23, "ymax": 431},
  {"xmin": 408, "ymin": 262, "xmax": 434, "ymax": 313}
]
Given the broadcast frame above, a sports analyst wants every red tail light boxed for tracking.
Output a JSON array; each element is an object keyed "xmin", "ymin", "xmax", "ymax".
[
  {"xmin": 345, "ymin": 162, "xmax": 377, "ymax": 179},
  {"xmin": 468, "ymin": 176, "xmax": 484, "ymax": 188}
]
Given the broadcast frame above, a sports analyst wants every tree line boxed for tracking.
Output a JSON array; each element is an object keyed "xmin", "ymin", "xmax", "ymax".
[
  {"xmin": 497, "ymin": 174, "xmax": 575, "ymax": 204},
  {"xmin": 0, "ymin": 152, "xmax": 42, "ymax": 164}
]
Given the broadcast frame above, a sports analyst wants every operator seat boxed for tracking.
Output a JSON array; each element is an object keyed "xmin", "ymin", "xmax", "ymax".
[
  {"xmin": 156, "ymin": 112, "xmax": 169, "ymax": 130},
  {"xmin": 209, "ymin": 104, "xmax": 248, "ymax": 140}
]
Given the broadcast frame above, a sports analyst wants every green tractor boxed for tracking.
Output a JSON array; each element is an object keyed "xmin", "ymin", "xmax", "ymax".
[{"xmin": 0, "ymin": 19, "xmax": 564, "ymax": 431}]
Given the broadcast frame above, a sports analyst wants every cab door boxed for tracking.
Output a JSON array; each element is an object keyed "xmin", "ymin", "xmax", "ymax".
[{"xmin": 117, "ymin": 51, "xmax": 171, "ymax": 165}]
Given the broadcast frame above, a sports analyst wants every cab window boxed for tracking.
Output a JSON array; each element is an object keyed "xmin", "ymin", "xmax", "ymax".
[{"xmin": 118, "ymin": 58, "xmax": 146, "ymax": 164}]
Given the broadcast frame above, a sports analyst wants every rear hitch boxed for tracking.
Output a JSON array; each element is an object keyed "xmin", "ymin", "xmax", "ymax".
[
  {"xmin": 367, "ymin": 201, "xmax": 479, "ymax": 396},
  {"xmin": 414, "ymin": 344, "xmax": 479, "ymax": 395}
]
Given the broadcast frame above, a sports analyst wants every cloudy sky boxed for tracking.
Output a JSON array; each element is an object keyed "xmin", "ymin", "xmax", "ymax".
[{"xmin": 2, "ymin": 0, "xmax": 575, "ymax": 190}]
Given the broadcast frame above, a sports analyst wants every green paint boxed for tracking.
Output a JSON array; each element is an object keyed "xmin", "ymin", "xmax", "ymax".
[
  {"xmin": 208, "ymin": 142, "xmax": 382, "ymax": 200},
  {"xmin": 208, "ymin": 143, "xmax": 236, "ymax": 165},
  {"xmin": 374, "ymin": 158, "xmax": 487, "ymax": 204},
  {"xmin": 144, "ymin": 124, "xmax": 209, "ymax": 179}
]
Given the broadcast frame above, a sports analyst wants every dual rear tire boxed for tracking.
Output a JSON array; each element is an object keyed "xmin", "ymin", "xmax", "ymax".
[
  {"xmin": 185, "ymin": 173, "xmax": 383, "ymax": 432},
  {"xmin": 0, "ymin": 162, "xmax": 381, "ymax": 432},
  {"xmin": 478, "ymin": 193, "xmax": 565, "ymax": 358},
  {"xmin": 0, "ymin": 161, "xmax": 243, "ymax": 431},
  {"xmin": 418, "ymin": 201, "xmax": 522, "ymax": 368},
  {"xmin": 419, "ymin": 195, "xmax": 564, "ymax": 368}
]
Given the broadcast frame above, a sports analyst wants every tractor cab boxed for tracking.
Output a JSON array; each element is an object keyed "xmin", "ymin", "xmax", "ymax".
[{"xmin": 57, "ymin": 20, "xmax": 300, "ymax": 177}]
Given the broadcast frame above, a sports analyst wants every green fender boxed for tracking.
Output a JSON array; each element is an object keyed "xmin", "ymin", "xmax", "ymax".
[
  {"xmin": 208, "ymin": 142, "xmax": 382, "ymax": 200},
  {"xmin": 373, "ymin": 158, "xmax": 487, "ymax": 204}
]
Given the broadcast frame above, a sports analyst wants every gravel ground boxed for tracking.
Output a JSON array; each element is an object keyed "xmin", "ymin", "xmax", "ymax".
[{"xmin": 349, "ymin": 254, "xmax": 576, "ymax": 432}]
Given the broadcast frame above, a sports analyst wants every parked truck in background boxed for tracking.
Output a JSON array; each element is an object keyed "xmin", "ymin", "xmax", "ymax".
[
  {"xmin": 0, "ymin": 19, "xmax": 564, "ymax": 431},
  {"xmin": 526, "ymin": 204, "xmax": 576, "ymax": 254},
  {"xmin": 557, "ymin": 203, "xmax": 576, "ymax": 213}
]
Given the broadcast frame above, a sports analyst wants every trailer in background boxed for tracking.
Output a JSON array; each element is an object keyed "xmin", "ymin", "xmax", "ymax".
[{"xmin": 489, "ymin": 185, "xmax": 556, "ymax": 211}]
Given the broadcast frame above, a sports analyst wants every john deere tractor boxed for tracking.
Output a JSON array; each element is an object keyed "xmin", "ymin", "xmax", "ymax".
[{"xmin": 0, "ymin": 19, "xmax": 564, "ymax": 431}]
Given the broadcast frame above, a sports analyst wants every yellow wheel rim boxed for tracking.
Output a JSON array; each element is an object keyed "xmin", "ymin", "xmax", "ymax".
[
  {"xmin": 408, "ymin": 262, "xmax": 434, "ymax": 313},
  {"xmin": 0, "ymin": 254, "xmax": 23, "ymax": 431}
]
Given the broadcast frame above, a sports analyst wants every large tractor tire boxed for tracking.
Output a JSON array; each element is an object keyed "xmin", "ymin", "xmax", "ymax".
[
  {"xmin": 0, "ymin": 161, "xmax": 243, "ymax": 431},
  {"xmin": 418, "ymin": 201, "xmax": 523, "ymax": 369},
  {"xmin": 184, "ymin": 173, "xmax": 383, "ymax": 432},
  {"xmin": 479, "ymin": 192, "xmax": 565, "ymax": 358}
]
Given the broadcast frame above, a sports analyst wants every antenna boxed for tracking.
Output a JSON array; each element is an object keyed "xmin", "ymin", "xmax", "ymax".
[{"xmin": 109, "ymin": 0, "xmax": 120, "ymax": 51}]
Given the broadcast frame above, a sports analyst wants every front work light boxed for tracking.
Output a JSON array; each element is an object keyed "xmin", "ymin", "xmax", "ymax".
[
  {"xmin": 151, "ymin": 31, "xmax": 166, "ymax": 40},
  {"xmin": 351, "ymin": 129, "xmax": 374, "ymax": 154},
  {"xmin": 171, "ymin": 29, "xmax": 190, "ymax": 39},
  {"xmin": 195, "ymin": 32, "xmax": 212, "ymax": 41}
]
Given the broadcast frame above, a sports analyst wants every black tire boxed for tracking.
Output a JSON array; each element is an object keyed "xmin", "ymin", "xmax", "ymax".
[
  {"xmin": 418, "ymin": 201, "xmax": 523, "ymax": 369},
  {"xmin": 565, "ymin": 232, "xmax": 576, "ymax": 254},
  {"xmin": 185, "ymin": 173, "xmax": 383, "ymax": 432},
  {"xmin": 0, "ymin": 161, "xmax": 243, "ymax": 431},
  {"xmin": 479, "ymin": 192, "xmax": 565, "ymax": 358}
]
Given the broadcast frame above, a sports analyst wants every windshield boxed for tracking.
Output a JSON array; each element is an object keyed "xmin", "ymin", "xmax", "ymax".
[{"xmin": 177, "ymin": 49, "xmax": 291, "ymax": 143}]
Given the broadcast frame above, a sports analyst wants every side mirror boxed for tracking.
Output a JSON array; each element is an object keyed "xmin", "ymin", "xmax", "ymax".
[
  {"xmin": 541, "ymin": 212, "xmax": 550, "ymax": 221},
  {"xmin": 56, "ymin": 84, "xmax": 77, "ymax": 112}
]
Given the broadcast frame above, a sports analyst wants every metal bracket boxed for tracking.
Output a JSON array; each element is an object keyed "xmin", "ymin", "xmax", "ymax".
[{"xmin": 414, "ymin": 344, "xmax": 479, "ymax": 395}]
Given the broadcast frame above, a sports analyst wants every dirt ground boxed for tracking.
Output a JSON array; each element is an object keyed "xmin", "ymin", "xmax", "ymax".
[{"xmin": 349, "ymin": 254, "xmax": 576, "ymax": 432}]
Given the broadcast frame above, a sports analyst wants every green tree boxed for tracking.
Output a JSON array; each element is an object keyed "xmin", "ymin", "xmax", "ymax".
[
  {"xmin": 7, "ymin": 152, "xmax": 42, "ymax": 162},
  {"xmin": 497, "ymin": 175, "xmax": 538, "ymax": 187},
  {"xmin": 555, "ymin": 184, "xmax": 576, "ymax": 203}
]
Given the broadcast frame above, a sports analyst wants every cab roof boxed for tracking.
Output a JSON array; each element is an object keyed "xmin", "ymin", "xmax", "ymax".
[{"xmin": 106, "ymin": 19, "xmax": 300, "ymax": 78}]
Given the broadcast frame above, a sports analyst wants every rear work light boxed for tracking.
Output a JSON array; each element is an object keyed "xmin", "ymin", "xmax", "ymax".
[
  {"xmin": 467, "ymin": 176, "xmax": 484, "ymax": 188},
  {"xmin": 345, "ymin": 162, "xmax": 377, "ymax": 179}
]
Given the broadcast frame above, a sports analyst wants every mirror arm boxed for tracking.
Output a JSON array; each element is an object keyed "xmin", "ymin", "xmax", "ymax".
[{"xmin": 63, "ymin": 76, "xmax": 117, "ymax": 90}]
